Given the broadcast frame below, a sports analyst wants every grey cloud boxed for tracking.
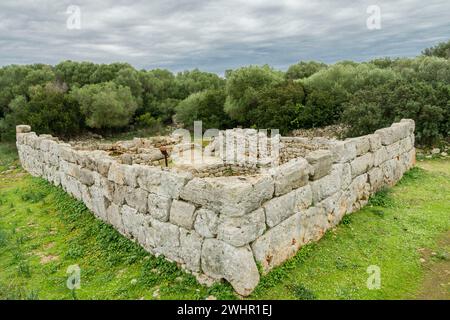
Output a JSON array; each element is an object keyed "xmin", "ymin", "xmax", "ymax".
[{"xmin": 0, "ymin": 0, "xmax": 449, "ymax": 73}]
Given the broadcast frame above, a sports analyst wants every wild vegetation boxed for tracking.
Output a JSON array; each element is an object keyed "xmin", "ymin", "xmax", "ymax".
[
  {"xmin": 1, "ymin": 41, "xmax": 449, "ymax": 145},
  {"xmin": 0, "ymin": 144, "xmax": 449, "ymax": 299}
]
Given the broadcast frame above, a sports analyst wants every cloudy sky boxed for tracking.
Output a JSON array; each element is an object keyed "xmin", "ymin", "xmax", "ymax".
[{"xmin": 0, "ymin": 0, "xmax": 449, "ymax": 73}]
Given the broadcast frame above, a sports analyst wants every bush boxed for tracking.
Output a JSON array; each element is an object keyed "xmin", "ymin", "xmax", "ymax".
[
  {"xmin": 249, "ymin": 81, "xmax": 305, "ymax": 134},
  {"xmin": 71, "ymin": 82, "xmax": 137, "ymax": 130},
  {"xmin": 224, "ymin": 65, "xmax": 283, "ymax": 125},
  {"xmin": 342, "ymin": 79, "xmax": 449, "ymax": 144},
  {"xmin": 285, "ymin": 61, "xmax": 327, "ymax": 80},
  {"xmin": 423, "ymin": 40, "xmax": 450, "ymax": 59},
  {"xmin": 0, "ymin": 82, "xmax": 82, "ymax": 140},
  {"xmin": 175, "ymin": 89, "xmax": 232, "ymax": 130},
  {"xmin": 297, "ymin": 63, "xmax": 398, "ymax": 128}
]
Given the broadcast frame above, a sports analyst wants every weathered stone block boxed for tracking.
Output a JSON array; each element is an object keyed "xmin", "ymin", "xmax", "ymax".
[
  {"xmin": 125, "ymin": 187, "xmax": 148, "ymax": 213},
  {"xmin": 270, "ymin": 158, "xmax": 310, "ymax": 196},
  {"xmin": 294, "ymin": 184, "xmax": 313, "ymax": 211},
  {"xmin": 350, "ymin": 152, "xmax": 374, "ymax": 178},
  {"xmin": 329, "ymin": 139, "xmax": 357, "ymax": 163},
  {"xmin": 263, "ymin": 190, "xmax": 296, "ymax": 228},
  {"xmin": 179, "ymin": 228, "xmax": 203, "ymax": 272},
  {"xmin": 373, "ymin": 146, "xmax": 389, "ymax": 167},
  {"xmin": 148, "ymin": 193, "xmax": 171, "ymax": 222},
  {"xmin": 135, "ymin": 165, "xmax": 161, "ymax": 191},
  {"xmin": 368, "ymin": 167, "xmax": 384, "ymax": 192},
  {"xmin": 150, "ymin": 218, "xmax": 181, "ymax": 262},
  {"xmin": 310, "ymin": 165, "xmax": 342, "ymax": 204},
  {"xmin": 180, "ymin": 175, "xmax": 274, "ymax": 217},
  {"xmin": 391, "ymin": 122, "xmax": 410, "ymax": 140},
  {"xmin": 385, "ymin": 140, "xmax": 401, "ymax": 159},
  {"xmin": 16, "ymin": 125, "xmax": 31, "ymax": 133},
  {"xmin": 79, "ymin": 168, "xmax": 95, "ymax": 186},
  {"xmin": 160, "ymin": 170, "xmax": 192, "ymax": 198},
  {"xmin": 108, "ymin": 162, "xmax": 127, "ymax": 185},
  {"xmin": 251, "ymin": 212, "xmax": 301, "ymax": 272},
  {"xmin": 106, "ymin": 203, "xmax": 124, "ymax": 233},
  {"xmin": 367, "ymin": 134, "xmax": 382, "ymax": 152},
  {"xmin": 374, "ymin": 127, "xmax": 394, "ymax": 145},
  {"xmin": 400, "ymin": 118, "xmax": 415, "ymax": 134},
  {"xmin": 169, "ymin": 199, "xmax": 197, "ymax": 229},
  {"xmin": 306, "ymin": 149, "xmax": 333, "ymax": 180},
  {"xmin": 347, "ymin": 136, "xmax": 370, "ymax": 156},
  {"xmin": 217, "ymin": 208, "xmax": 266, "ymax": 246},
  {"xmin": 202, "ymin": 239, "xmax": 259, "ymax": 296},
  {"xmin": 194, "ymin": 208, "xmax": 219, "ymax": 238}
]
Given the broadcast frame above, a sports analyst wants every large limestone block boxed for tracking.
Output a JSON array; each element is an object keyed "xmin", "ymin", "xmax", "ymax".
[
  {"xmin": 294, "ymin": 184, "xmax": 313, "ymax": 211},
  {"xmin": 16, "ymin": 125, "xmax": 31, "ymax": 133},
  {"xmin": 202, "ymin": 239, "xmax": 259, "ymax": 296},
  {"xmin": 306, "ymin": 149, "xmax": 333, "ymax": 180},
  {"xmin": 194, "ymin": 208, "xmax": 219, "ymax": 238},
  {"xmin": 269, "ymin": 158, "xmax": 310, "ymax": 196},
  {"xmin": 399, "ymin": 136, "xmax": 413, "ymax": 154},
  {"xmin": 160, "ymin": 170, "xmax": 193, "ymax": 199},
  {"xmin": 169, "ymin": 199, "xmax": 197, "ymax": 229},
  {"xmin": 58, "ymin": 145, "xmax": 78, "ymax": 163},
  {"xmin": 391, "ymin": 122, "xmax": 410, "ymax": 140},
  {"xmin": 374, "ymin": 127, "xmax": 395, "ymax": 146},
  {"xmin": 373, "ymin": 146, "xmax": 389, "ymax": 167},
  {"xmin": 89, "ymin": 185, "xmax": 109, "ymax": 222},
  {"xmin": 310, "ymin": 164, "xmax": 342, "ymax": 204},
  {"xmin": 251, "ymin": 212, "xmax": 301, "ymax": 272},
  {"xmin": 317, "ymin": 191, "xmax": 344, "ymax": 229},
  {"xmin": 121, "ymin": 205, "xmax": 153, "ymax": 247},
  {"xmin": 136, "ymin": 165, "xmax": 192, "ymax": 198},
  {"xmin": 263, "ymin": 190, "xmax": 296, "ymax": 228},
  {"xmin": 148, "ymin": 193, "xmax": 171, "ymax": 222},
  {"xmin": 367, "ymin": 134, "xmax": 382, "ymax": 152},
  {"xmin": 367, "ymin": 166, "xmax": 384, "ymax": 192},
  {"xmin": 61, "ymin": 174, "xmax": 82, "ymax": 200},
  {"xmin": 400, "ymin": 119, "xmax": 415, "ymax": 134},
  {"xmin": 385, "ymin": 140, "xmax": 401, "ymax": 160},
  {"xmin": 329, "ymin": 139, "xmax": 357, "ymax": 163},
  {"xmin": 79, "ymin": 168, "xmax": 95, "ymax": 186},
  {"xmin": 125, "ymin": 187, "xmax": 149, "ymax": 213},
  {"xmin": 106, "ymin": 203, "xmax": 124, "ymax": 233},
  {"xmin": 350, "ymin": 152, "xmax": 374, "ymax": 178},
  {"xmin": 180, "ymin": 175, "xmax": 274, "ymax": 217},
  {"xmin": 179, "ymin": 228, "xmax": 203, "ymax": 272},
  {"xmin": 347, "ymin": 173, "xmax": 370, "ymax": 211},
  {"xmin": 108, "ymin": 162, "xmax": 127, "ymax": 185},
  {"xmin": 150, "ymin": 218, "xmax": 182, "ymax": 263},
  {"xmin": 347, "ymin": 136, "xmax": 370, "ymax": 156},
  {"xmin": 217, "ymin": 208, "xmax": 266, "ymax": 247}
]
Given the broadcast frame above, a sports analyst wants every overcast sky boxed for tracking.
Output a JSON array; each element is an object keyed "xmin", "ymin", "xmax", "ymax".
[{"xmin": 0, "ymin": 0, "xmax": 449, "ymax": 73}]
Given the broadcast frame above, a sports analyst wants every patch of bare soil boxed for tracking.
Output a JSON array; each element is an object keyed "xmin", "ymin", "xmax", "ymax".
[{"xmin": 416, "ymin": 231, "xmax": 450, "ymax": 300}]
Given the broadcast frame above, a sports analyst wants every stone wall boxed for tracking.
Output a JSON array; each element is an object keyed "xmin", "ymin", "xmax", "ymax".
[{"xmin": 15, "ymin": 119, "xmax": 416, "ymax": 296}]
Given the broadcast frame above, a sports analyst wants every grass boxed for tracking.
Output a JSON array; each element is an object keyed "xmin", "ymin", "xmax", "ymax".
[{"xmin": 0, "ymin": 142, "xmax": 449, "ymax": 300}]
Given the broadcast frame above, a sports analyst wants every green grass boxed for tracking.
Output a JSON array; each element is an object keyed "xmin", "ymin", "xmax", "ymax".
[{"xmin": 0, "ymin": 143, "xmax": 449, "ymax": 300}]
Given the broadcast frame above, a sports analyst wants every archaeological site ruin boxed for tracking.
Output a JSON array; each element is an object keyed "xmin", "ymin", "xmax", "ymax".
[{"xmin": 15, "ymin": 119, "xmax": 416, "ymax": 296}]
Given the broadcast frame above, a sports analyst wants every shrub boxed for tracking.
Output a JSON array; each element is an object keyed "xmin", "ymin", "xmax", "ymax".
[
  {"xmin": 224, "ymin": 65, "xmax": 284, "ymax": 125},
  {"xmin": 175, "ymin": 88, "xmax": 232, "ymax": 130},
  {"xmin": 71, "ymin": 82, "xmax": 137, "ymax": 129},
  {"xmin": 342, "ymin": 79, "xmax": 449, "ymax": 144},
  {"xmin": 285, "ymin": 61, "xmax": 327, "ymax": 80},
  {"xmin": 1, "ymin": 82, "xmax": 82, "ymax": 139},
  {"xmin": 249, "ymin": 81, "xmax": 305, "ymax": 134},
  {"xmin": 422, "ymin": 40, "xmax": 450, "ymax": 59}
]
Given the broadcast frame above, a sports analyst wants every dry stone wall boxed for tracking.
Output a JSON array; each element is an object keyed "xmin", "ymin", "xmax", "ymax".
[{"xmin": 15, "ymin": 119, "xmax": 416, "ymax": 296}]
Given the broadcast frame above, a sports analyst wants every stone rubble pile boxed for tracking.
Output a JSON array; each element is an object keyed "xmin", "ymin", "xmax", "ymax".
[{"xmin": 16, "ymin": 119, "xmax": 415, "ymax": 296}]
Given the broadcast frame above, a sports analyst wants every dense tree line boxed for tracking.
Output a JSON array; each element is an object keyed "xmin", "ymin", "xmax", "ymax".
[{"xmin": 1, "ymin": 40, "xmax": 449, "ymax": 145}]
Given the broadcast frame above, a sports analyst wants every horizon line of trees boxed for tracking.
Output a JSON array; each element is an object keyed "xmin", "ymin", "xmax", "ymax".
[{"xmin": 1, "ymin": 40, "xmax": 449, "ymax": 145}]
